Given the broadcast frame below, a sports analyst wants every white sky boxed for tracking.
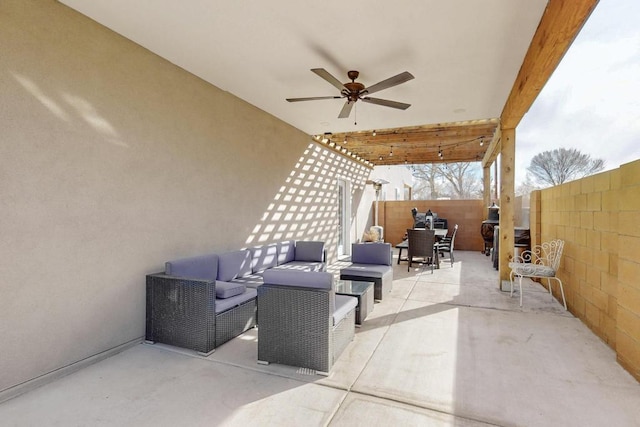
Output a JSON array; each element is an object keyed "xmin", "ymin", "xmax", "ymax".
[{"xmin": 516, "ymin": 0, "xmax": 640, "ymax": 185}]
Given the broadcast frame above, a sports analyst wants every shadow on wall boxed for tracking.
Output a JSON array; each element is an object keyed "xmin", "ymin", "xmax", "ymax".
[{"xmin": 245, "ymin": 142, "xmax": 370, "ymax": 261}]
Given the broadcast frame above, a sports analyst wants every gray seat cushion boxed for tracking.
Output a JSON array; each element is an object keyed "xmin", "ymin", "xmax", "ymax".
[
  {"xmin": 262, "ymin": 269, "xmax": 333, "ymax": 290},
  {"xmin": 230, "ymin": 273, "xmax": 264, "ymax": 288},
  {"xmin": 333, "ymin": 294, "xmax": 358, "ymax": 326},
  {"xmin": 165, "ymin": 253, "xmax": 219, "ymax": 281},
  {"xmin": 217, "ymin": 250, "xmax": 252, "ymax": 281},
  {"xmin": 277, "ymin": 240, "xmax": 296, "ymax": 265},
  {"xmin": 215, "ymin": 288, "xmax": 257, "ymax": 314},
  {"xmin": 250, "ymin": 243, "xmax": 278, "ymax": 273},
  {"xmin": 340, "ymin": 263, "xmax": 392, "ymax": 279},
  {"xmin": 351, "ymin": 242, "xmax": 392, "ymax": 266},
  {"xmin": 215, "ymin": 281, "xmax": 246, "ymax": 299},
  {"xmin": 272, "ymin": 261, "xmax": 324, "ymax": 272},
  {"xmin": 294, "ymin": 241, "xmax": 325, "ymax": 262}
]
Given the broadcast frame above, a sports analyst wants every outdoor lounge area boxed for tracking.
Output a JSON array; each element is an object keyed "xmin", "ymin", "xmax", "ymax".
[
  {"xmin": 4, "ymin": 2, "xmax": 640, "ymax": 426},
  {"xmin": 1, "ymin": 251, "xmax": 639, "ymax": 426}
]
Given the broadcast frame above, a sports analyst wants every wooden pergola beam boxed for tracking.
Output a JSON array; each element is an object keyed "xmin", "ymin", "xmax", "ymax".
[
  {"xmin": 500, "ymin": 0, "xmax": 599, "ymax": 130},
  {"xmin": 492, "ymin": 0, "xmax": 598, "ymax": 286}
]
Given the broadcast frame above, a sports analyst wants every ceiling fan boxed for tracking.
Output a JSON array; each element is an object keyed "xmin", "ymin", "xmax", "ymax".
[{"xmin": 286, "ymin": 68, "xmax": 414, "ymax": 118}]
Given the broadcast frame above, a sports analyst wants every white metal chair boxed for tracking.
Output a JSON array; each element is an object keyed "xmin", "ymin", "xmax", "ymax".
[{"xmin": 508, "ymin": 239, "xmax": 567, "ymax": 310}]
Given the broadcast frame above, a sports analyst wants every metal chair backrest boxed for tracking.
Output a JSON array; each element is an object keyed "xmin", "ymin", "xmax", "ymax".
[
  {"xmin": 407, "ymin": 228, "xmax": 436, "ymax": 259},
  {"xmin": 449, "ymin": 224, "xmax": 459, "ymax": 247},
  {"xmin": 538, "ymin": 239, "xmax": 564, "ymax": 271}
]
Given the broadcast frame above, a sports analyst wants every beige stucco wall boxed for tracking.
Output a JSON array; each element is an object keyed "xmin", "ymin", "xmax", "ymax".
[
  {"xmin": 535, "ymin": 159, "xmax": 640, "ymax": 381},
  {"xmin": 351, "ymin": 166, "xmax": 413, "ymax": 244},
  {"xmin": 0, "ymin": 0, "xmax": 369, "ymax": 394}
]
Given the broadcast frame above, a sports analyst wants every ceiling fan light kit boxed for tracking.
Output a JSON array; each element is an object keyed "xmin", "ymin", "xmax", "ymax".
[{"xmin": 287, "ymin": 68, "xmax": 414, "ymax": 119}]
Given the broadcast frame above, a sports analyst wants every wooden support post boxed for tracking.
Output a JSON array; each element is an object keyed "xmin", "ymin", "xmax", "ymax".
[
  {"xmin": 483, "ymin": 166, "xmax": 491, "ymax": 217},
  {"xmin": 499, "ymin": 128, "xmax": 516, "ymax": 285}
]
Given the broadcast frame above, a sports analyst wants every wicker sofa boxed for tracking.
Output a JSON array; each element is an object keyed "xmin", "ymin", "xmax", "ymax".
[
  {"xmin": 145, "ymin": 240, "xmax": 326, "ymax": 355},
  {"xmin": 339, "ymin": 242, "xmax": 393, "ymax": 300},
  {"xmin": 257, "ymin": 269, "xmax": 357, "ymax": 374}
]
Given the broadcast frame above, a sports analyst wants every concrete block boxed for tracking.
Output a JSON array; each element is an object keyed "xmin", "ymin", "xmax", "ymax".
[
  {"xmin": 619, "ymin": 260, "xmax": 640, "ymax": 290},
  {"xmin": 617, "ymin": 306, "xmax": 640, "ymax": 342},
  {"xmin": 616, "ymin": 329, "xmax": 640, "ymax": 378},
  {"xmin": 580, "ymin": 211, "xmax": 594, "ymax": 229},
  {"xmin": 587, "ymin": 192, "xmax": 601, "ymax": 212},
  {"xmin": 619, "ymin": 186, "xmax": 640, "ymax": 211},
  {"xmin": 618, "ymin": 211, "xmax": 640, "ymax": 237},
  {"xmin": 618, "ymin": 282, "xmax": 640, "ymax": 313},
  {"xmin": 581, "ymin": 176, "xmax": 595, "ymax": 194},
  {"xmin": 594, "ymin": 171, "xmax": 611, "ymax": 192},
  {"xmin": 619, "ymin": 235, "xmax": 640, "ymax": 261},
  {"xmin": 620, "ymin": 159, "xmax": 640, "ymax": 188}
]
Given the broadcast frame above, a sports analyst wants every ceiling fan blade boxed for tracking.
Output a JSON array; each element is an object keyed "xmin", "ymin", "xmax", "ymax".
[
  {"xmin": 311, "ymin": 68, "xmax": 347, "ymax": 91},
  {"xmin": 338, "ymin": 100, "xmax": 354, "ymax": 118},
  {"xmin": 363, "ymin": 71, "xmax": 414, "ymax": 95},
  {"xmin": 286, "ymin": 96, "xmax": 343, "ymax": 102},
  {"xmin": 362, "ymin": 97, "xmax": 411, "ymax": 110}
]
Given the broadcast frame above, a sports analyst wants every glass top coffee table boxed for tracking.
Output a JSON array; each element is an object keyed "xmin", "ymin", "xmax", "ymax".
[{"xmin": 335, "ymin": 279, "xmax": 374, "ymax": 325}]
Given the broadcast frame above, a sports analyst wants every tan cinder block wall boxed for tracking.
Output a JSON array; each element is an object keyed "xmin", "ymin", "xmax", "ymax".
[
  {"xmin": 617, "ymin": 161, "xmax": 640, "ymax": 380},
  {"xmin": 537, "ymin": 159, "xmax": 640, "ymax": 381},
  {"xmin": 379, "ymin": 200, "xmax": 485, "ymax": 251}
]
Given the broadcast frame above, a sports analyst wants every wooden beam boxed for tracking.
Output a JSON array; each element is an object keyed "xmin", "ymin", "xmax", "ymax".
[
  {"xmin": 482, "ymin": 125, "xmax": 501, "ymax": 168},
  {"xmin": 499, "ymin": 128, "xmax": 516, "ymax": 285},
  {"xmin": 501, "ymin": 0, "xmax": 599, "ymax": 129},
  {"xmin": 483, "ymin": 166, "xmax": 491, "ymax": 217}
]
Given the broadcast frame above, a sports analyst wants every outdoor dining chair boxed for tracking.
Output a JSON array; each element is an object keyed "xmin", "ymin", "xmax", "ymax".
[
  {"xmin": 438, "ymin": 224, "xmax": 458, "ymax": 266},
  {"xmin": 508, "ymin": 239, "xmax": 567, "ymax": 310},
  {"xmin": 406, "ymin": 228, "xmax": 436, "ymax": 273}
]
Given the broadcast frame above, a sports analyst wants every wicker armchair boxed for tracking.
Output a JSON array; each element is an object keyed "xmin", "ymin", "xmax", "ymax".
[
  {"xmin": 406, "ymin": 228, "xmax": 436, "ymax": 272},
  {"xmin": 508, "ymin": 239, "xmax": 567, "ymax": 309},
  {"xmin": 257, "ymin": 269, "xmax": 357, "ymax": 375},
  {"xmin": 146, "ymin": 253, "xmax": 257, "ymax": 355},
  {"xmin": 339, "ymin": 242, "xmax": 393, "ymax": 300}
]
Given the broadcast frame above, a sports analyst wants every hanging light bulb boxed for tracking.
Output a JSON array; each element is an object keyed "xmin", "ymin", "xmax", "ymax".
[
  {"xmin": 389, "ymin": 146, "xmax": 394, "ymax": 157},
  {"xmin": 480, "ymin": 137, "xmax": 484, "ymax": 147},
  {"xmin": 372, "ymin": 130, "xmax": 377, "ymax": 136}
]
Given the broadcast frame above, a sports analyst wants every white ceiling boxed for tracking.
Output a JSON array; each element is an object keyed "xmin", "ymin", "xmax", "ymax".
[{"xmin": 60, "ymin": 0, "xmax": 548, "ymax": 136}]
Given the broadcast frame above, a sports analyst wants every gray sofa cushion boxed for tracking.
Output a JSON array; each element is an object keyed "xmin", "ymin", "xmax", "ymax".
[
  {"xmin": 272, "ymin": 261, "xmax": 324, "ymax": 272},
  {"xmin": 217, "ymin": 250, "xmax": 251, "ymax": 282},
  {"xmin": 339, "ymin": 263, "xmax": 392, "ymax": 279},
  {"xmin": 262, "ymin": 269, "xmax": 333, "ymax": 290},
  {"xmin": 250, "ymin": 243, "xmax": 278, "ymax": 273},
  {"xmin": 333, "ymin": 294, "xmax": 358, "ymax": 326},
  {"xmin": 215, "ymin": 288, "xmax": 257, "ymax": 314},
  {"xmin": 294, "ymin": 241, "xmax": 325, "ymax": 262},
  {"xmin": 277, "ymin": 240, "xmax": 295, "ymax": 265},
  {"xmin": 165, "ymin": 253, "xmax": 219, "ymax": 280},
  {"xmin": 230, "ymin": 273, "xmax": 264, "ymax": 288},
  {"xmin": 216, "ymin": 281, "xmax": 246, "ymax": 299},
  {"xmin": 351, "ymin": 242, "xmax": 392, "ymax": 266}
]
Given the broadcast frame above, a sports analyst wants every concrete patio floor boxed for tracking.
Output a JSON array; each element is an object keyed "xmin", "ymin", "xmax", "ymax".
[{"xmin": 1, "ymin": 250, "xmax": 639, "ymax": 426}]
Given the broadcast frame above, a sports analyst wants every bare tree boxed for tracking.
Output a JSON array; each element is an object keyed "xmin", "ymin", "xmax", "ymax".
[
  {"xmin": 516, "ymin": 174, "xmax": 540, "ymax": 197},
  {"xmin": 527, "ymin": 148, "xmax": 604, "ymax": 186},
  {"xmin": 439, "ymin": 162, "xmax": 483, "ymax": 199},
  {"xmin": 409, "ymin": 164, "xmax": 441, "ymax": 199}
]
